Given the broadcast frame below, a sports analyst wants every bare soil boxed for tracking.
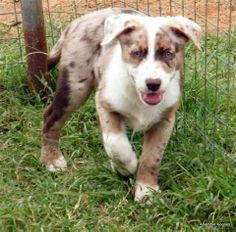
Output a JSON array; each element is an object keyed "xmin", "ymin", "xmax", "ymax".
[{"xmin": 0, "ymin": 0, "xmax": 235, "ymax": 38}]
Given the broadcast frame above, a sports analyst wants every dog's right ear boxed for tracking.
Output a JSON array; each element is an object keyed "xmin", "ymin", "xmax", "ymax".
[
  {"xmin": 169, "ymin": 16, "xmax": 202, "ymax": 51},
  {"xmin": 101, "ymin": 14, "xmax": 137, "ymax": 46}
]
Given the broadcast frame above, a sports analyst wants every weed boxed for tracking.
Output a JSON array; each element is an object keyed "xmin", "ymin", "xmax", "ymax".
[{"xmin": 0, "ymin": 32, "xmax": 235, "ymax": 231}]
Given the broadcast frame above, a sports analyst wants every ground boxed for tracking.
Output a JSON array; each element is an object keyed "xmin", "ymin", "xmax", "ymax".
[{"xmin": 0, "ymin": 0, "xmax": 236, "ymax": 231}]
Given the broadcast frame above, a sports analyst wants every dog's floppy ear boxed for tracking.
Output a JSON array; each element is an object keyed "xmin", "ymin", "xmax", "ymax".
[
  {"xmin": 169, "ymin": 16, "xmax": 202, "ymax": 51},
  {"xmin": 101, "ymin": 14, "xmax": 138, "ymax": 46}
]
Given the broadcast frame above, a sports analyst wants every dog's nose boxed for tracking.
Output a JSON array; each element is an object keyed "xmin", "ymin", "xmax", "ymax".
[{"xmin": 146, "ymin": 78, "xmax": 161, "ymax": 91}]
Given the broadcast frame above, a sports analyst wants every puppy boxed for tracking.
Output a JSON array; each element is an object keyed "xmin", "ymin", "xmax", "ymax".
[{"xmin": 41, "ymin": 8, "xmax": 201, "ymax": 201}]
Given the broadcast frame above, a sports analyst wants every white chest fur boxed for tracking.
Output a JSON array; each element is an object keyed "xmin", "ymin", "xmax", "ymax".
[{"xmin": 101, "ymin": 46, "xmax": 181, "ymax": 132}]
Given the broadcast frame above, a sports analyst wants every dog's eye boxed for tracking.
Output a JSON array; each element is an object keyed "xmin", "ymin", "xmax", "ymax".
[
  {"xmin": 155, "ymin": 49, "xmax": 175, "ymax": 61},
  {"xmin": 130, "ymin": 50, "xmax": 145, "ymax": 59},
  {"xmin": 164, "ymin": 50, "xmax": 175, "ymax": 59}
]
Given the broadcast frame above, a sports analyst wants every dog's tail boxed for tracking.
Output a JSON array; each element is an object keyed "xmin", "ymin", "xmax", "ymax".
[{"xmin": 47, "ymin": 29, "xmax": 67, "ymax": 71}]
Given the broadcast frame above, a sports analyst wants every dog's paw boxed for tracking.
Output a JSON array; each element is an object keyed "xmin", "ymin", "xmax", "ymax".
[
  {"xmin": 110, "ymin": 158, "xmax": 137, "ymax": 177},
  {"xmin": 134, "ymin": 182, "xmax": 160, "ymax": 202},
  {"xmin": 46, "ymin": 156, "xmax": 67, "ymax": 172},
  {"xmin": 110, "ymin": 161, "xmax": 130, "ymax": 176}
]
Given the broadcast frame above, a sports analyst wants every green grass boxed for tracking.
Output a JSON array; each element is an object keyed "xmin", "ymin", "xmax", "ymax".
[{"xmin": 0, "ymin": 32, "xmax": 236, "ymax": 231}]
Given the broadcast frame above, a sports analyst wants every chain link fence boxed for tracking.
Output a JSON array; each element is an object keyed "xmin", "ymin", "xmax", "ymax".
[{"xmin": 0, "ymin": 0, "xmax": 235, "ymax": 155}]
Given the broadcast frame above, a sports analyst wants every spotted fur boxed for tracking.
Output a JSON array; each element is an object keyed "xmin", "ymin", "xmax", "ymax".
[{"xmin": 41, "ymin": 8, "xmax": 201, "ymax": 201}]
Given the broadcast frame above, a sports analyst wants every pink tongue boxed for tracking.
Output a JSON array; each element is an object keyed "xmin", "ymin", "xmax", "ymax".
[{"xmin": 142, "ymin": 92, "xmax": 163, "ymax": 105}]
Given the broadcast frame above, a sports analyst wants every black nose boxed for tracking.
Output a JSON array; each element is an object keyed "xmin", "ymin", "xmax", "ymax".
[{"xmin": 146, "ymin": 78, "xmax": 161, "ymax": 91}]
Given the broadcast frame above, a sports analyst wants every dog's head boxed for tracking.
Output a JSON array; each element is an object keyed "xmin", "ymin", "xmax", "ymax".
[{"xmin": 101, "ymin": 14, "xmax": 201, "ymax": 106}]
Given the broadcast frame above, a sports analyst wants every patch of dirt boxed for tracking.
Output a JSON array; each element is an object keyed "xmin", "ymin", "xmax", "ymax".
[{"xmin": 0, "ymin": 0, "xmax": 235, "ymax": 39}]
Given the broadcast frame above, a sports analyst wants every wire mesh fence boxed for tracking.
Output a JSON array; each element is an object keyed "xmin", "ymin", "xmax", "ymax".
[{"xmin": 0, "ymin": 0, "xmax": 235, "ymax": 156}]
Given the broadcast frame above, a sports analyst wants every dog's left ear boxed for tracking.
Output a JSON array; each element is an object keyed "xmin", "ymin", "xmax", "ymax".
[
  {"xmin": 169, "ymin": 16, "xmax": 202, "ymax": 51},
  {"xmin": 101, "ymin": 14, "xmax": 138, "ymax": 46}
]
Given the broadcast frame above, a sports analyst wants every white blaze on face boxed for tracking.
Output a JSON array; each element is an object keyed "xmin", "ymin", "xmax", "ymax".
[{"xmin": 124, "ymin": 20, "xmax": 177, "ymax": 105}]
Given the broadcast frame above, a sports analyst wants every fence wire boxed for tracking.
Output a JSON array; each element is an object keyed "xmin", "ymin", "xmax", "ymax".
[{"xmin": 0, "ymin": 0, "xmax": 235, "ymax": 156}]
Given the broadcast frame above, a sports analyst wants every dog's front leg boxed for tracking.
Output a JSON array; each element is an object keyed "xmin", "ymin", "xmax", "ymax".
[
  {"xmin": 135, "ymin": 110, "xmax": 176, "ymax": 201},
  {"xmin": 96, "ymin": 101, "xmax": 138, "ymax": 176}
]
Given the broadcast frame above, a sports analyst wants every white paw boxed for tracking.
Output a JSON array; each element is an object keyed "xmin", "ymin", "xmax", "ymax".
[
  {"xmin": 46, "ymin": 156, "xmax": 67, "ymax": 172},
  {"xmin": 110, "ymin": 158, "xmax": 138, "ymax": 176},
  {"xmin": 134, "ymin": 182, "xmax": 160, "ymax": 202}
]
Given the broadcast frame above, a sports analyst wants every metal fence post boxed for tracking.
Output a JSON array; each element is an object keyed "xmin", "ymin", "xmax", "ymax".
[{"xmin": 21, "ymin": 0, "xmax": 50, "ymax": 96}]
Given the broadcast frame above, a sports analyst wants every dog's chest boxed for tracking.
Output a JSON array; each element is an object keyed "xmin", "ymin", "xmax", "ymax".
[{"xmin": 122, "ymin": 102, "xmax": 165, "ymax": 131}]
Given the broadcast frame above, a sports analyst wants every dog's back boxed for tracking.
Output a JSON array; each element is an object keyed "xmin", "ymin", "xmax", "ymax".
[{"xmin": 47, "ymin": 8, "xmax": 142, "ymax": 72}]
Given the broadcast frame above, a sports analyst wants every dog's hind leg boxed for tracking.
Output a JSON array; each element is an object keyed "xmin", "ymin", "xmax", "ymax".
[
  {"xmin": 41, "ymin": 65, "xmax": 94, "ymax": 171},
  {"xmin": 96, "ymin": 98, "xmax": 138, "ymax": 176}
]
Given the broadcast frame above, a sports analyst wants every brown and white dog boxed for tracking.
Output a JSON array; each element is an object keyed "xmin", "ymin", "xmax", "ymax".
[{"xmin": 41, "ymin": 8, "xmax": 201, "ymax": 201}]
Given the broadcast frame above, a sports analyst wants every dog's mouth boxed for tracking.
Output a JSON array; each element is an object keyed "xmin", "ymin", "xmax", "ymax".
[{"xmin": 141, "ymin": 92, "xmax": 164, "ymax": 105}]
